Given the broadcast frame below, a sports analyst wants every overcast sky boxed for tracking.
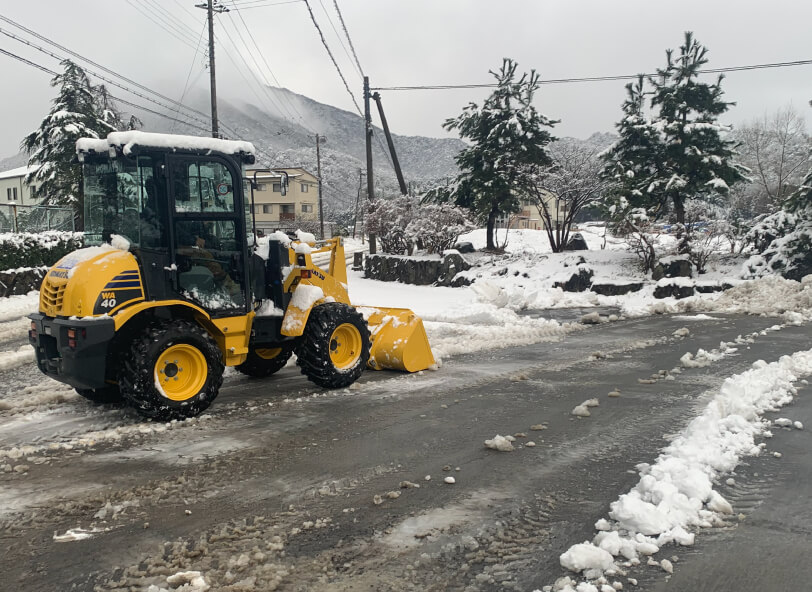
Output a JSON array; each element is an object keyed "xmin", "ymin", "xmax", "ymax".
[{"xmin": 1, "ymin": 0, "xmax": 810, "ymax": 159}]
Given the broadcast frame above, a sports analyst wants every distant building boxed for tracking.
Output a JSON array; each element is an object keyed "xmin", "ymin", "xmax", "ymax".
[
  {"xmin": 497, "ymin": 192, "xmax": 567, "ymax": 230},
  {"xmin": 0, "ymin": 165, "xmax": 40, "ymax": 207},
  {"xmin": 245, "ymin": 167, "xmax": 319, "ymax": 232}
]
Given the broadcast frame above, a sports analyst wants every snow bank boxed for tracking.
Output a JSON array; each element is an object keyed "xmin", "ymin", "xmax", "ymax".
[
  {"xmin": 0, "ymin": 291, "xmax": 39, "ymax": 323},
  {"xmin": 554, "ymin": 348, "xmax": 812, "ymax": 586}
]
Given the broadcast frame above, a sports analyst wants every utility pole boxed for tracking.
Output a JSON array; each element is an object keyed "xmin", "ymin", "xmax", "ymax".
[
  {"xmin": 363, "ymin": 76, "xmax": 376, "ymax": 254},
  {"xmin": 196, "ymin": 0, "xmax": 228, "ymax": 138},
  {"xmin": 372, "ymin": 92, "xmax": 407, "ymax": 195},
  {"xmin": 352, "ymin": 168, "xmax": 364, "ymax": 241},
  {"xmin": 315, "ymin": 134, "xmax": 325, "ymax": 239}
]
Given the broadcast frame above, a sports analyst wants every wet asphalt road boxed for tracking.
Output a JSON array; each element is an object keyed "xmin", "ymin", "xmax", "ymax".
[{"xmin": 0, "ymin": 313, "xmax": 809, "ymax": 592}]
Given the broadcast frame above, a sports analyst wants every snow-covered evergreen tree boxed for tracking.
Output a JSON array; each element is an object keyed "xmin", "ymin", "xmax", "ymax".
[
  {"xmin": 21, "ymin": 61, "xmax": 125, "ymax": 228},
  {"xmin": 601, "ymin": 76, "xmax": 663, "ymax": 217},
  {"xmin": 744, "ymin": 165, "xmax": 812, "ymax": 280},
  {"xmin": 648, "ymin": 32, "xmax": 747, "ymax": 225},
  {"xmin": 438, "ymin": 58, "xmax": 557, "ymax": 250}
]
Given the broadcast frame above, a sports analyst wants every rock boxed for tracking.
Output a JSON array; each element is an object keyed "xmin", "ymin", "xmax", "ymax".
[
  {"xmin": 373, "ymin": 495, "xmax": 383, "ymax": 505},
  {"xmin": 437, "ymin": 252, "xmax": 472, "ymax": 287},
  {"xmin": 555, "ymin": 266, "xmax": 594, "ymax": 293},
  {"xmin": 571, "ymin": 404, "xmax": 591, "ymax": 417},
  {"xmin": 454, "ymin": 241, "xmax": 475, "ymax": 254},
  {"xmin": 580, "ymin": 312, "xmax": 603, "ymax": 324},
  {"xmin": 590, "ymin": 282, "xmax": 643, "ymax": 296},
  {"xmin": 608, "ymin": 390, "xmax": 621, "ymax": 398},
  {"xmin": 525, "ymin": 441, "xmax": 536, "ymax": 447},
  {"xmin": 652, "ymin": 256, "xmax": 693, "ymax": 280},
  {"xmin": 444, "ymin": 476, "xmax": 456, "ymax": 484},
  {"xmin": 563, "ymin": 233, "xmax": 589, "ymax": 251},
  {"xmin": 653, "ymin": 283, "xmax": 695, "ymax": 299},
  {"xmin": 386, "ymin": 491, "xmax": 401, "ymax": 499},
  {"xmin": 530, "ymin": 424, "xmax": 547, "ymax": 430}
]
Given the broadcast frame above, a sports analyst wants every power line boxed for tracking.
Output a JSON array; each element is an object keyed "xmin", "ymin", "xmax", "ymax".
[
  {"xmin": 123, "ymin": 0, "xmax": 200, "ymax": 50},
  {"xmin": 316, "ymin": 0, "xmax": 361, "ymax": 79},
  {"xmin": 0, "ymin": 46, "xmax": 213, "ymax": 135},
  {"xmin": 0, "ymin": 27, "xmax": 215, "ymax": 132},
  {"xmin": 302, "ymin": 0, "xmax": 362, "ymax": 116},
  {"xmin": 371, "ymin": 58, "xmax": 812, "ymax": 91},
  {"xmin": 332, "ymin": 0, "xmax": 364, "ymax": 78},
  {"xmin": 0, "ymin": 13, "xmax": 214, "ymax": 125},
  {"xmin": 225, "ymin": 3, "xmax": 316, "ymax": 132},
  {"xmin": 229, "ymin": 0, "xmax": 303, "ymax": 8},
  {"xmin": 171, "ymin": 21, "xmax": 208, "ymax": 132}
]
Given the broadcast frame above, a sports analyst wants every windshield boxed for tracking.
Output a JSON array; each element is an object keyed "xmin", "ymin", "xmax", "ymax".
[{"xmin": 84, "ymin": 156, "xmax": 156, "ymax": 247}]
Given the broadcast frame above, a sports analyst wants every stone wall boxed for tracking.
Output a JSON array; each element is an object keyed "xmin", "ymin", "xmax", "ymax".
[
  {"xmin": 0, "ymin": 267, "xmax": 47, "ymax": 298},
  {"xmin": 364, "ymin": 253, "xmax": 471, "ymax": 287}
]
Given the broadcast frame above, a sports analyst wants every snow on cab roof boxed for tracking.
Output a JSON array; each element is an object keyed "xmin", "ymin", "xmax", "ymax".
[{"xmin": 76, "ymin": 131, "xmax": 256, "ymax": 159}]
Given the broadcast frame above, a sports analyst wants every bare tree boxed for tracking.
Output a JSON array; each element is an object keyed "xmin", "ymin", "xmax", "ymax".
[
  {"xmin": 527, "ymin": 138, "xmax": 609, "ymax": 252},
  {"xmin": 731, "ymin": 105, "xmax": 811, "ymax": 217}
]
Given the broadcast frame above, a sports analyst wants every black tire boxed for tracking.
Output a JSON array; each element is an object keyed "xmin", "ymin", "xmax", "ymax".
[
  {"xmin": 296, "ymin": 303, "xmax": 370, "ymax": 389},
  {"xmin": 119, "ymin": 319, "xmax": 224, "ymax": 420},
  {"xmin": 235, "ymin": 346, "xmax": 292, "ymax": 378},
  {"xmin": 75, "ymin": 386, "xmax": 121, "ymax": 405}
]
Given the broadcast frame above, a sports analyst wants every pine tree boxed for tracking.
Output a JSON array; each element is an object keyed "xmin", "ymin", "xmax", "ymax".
[
  {"xmin": 21, "ymin": 60, "xmax": 125, "ymax": 229},
  {"xmin": 601, "ymin": 76, "xmax": 664, "ymax": 218},
  {"xmin": 440, "ymin": 58, "xmax": 557, "ymax": 250},
  {"xmin": 648, "ymin": 32, "xmax": 747, "ymax": 225}
]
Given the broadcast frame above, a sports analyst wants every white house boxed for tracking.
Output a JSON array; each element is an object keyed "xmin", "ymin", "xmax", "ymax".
[{"xmin": 0, "ymin": 165, "xmax": 40, "ymax": 207}]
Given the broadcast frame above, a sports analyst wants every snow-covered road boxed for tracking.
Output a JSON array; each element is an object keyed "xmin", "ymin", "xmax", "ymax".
[{"xmin": 1, "ymin": 311, "xmax": 809, "ymax": 592}]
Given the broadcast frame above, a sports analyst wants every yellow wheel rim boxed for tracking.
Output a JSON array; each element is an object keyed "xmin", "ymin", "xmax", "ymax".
[
  {"xmin": 329, "ymin": 323, "xmax": 362, "ymax": 370},
  {"xmin": 255, "ymin": 347, "xmax": 283, "ymax": 360},
  {"xmin": 154, "ymin": 344, "xmax": 207, "ymax": 402}
]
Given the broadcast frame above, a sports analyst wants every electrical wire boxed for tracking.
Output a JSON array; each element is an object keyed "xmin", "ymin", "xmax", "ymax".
[
  {"xmin": 332, "ymin": 0, "xmax": 363, "ymax": 78},
  {"xmin": 0, "ymin": 46, "xmax": 213, "ymax": 134},
  {"xmin": 171, "ymin": 21, "xmax": 208, "ymax": 132},
  {"xmin": 226, "ymin": 2, "xmax": 317, "ymax": 132},
  {"xmin": 316, "ymin": 0, "xmax": 361, "ymax": 79},
  {"xmin": 0, "ymin": 27, "xmax": 215, "ymax": 132},
  {"xmin": 0, "ymin": 13, "xmax": 214, "ymax": 125},
  {"xmin": 229, "ymin": 0, "xmax": 303, "ymax": 8},
  {"xmin": 371, "ymin": 58, "xmax": 812, "ymax": 91},
  {"xmin": 123, "ymin": 0, "xmax": 200, "ymax": 50},
  {"xmin": 302, "ymin": 0, "xmax": 363, "ymax": 116}
]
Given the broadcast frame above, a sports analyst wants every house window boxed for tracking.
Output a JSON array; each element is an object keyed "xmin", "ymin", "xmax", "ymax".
[
  {"xmin": 262, "ymin": 205, "xmax": 272, "ymax": 214},
  {"xmin": 256, "ymin": 183, "xmax": 267, "ymax": 191},
  {"xmin": 301, "ymin": 183, "xmax": 309, "ymax": 193},
  {"xmin": 301, "ymin": 204, "xmax": 313, "ymax": 213},
  {"xmin": 7, "ymin": 187, "xmax": 18, "ymax": 201},
  {"xmin": 272, "ymin": 183, "xmax": 281, "ymax": 192}
]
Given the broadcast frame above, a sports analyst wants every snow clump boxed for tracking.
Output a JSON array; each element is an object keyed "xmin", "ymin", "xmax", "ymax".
[{"xmin": 484, "ymin": 435, "xmax": 515, "ymax": 451}]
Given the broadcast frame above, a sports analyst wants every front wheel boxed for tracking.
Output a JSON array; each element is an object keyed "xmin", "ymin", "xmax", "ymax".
[
  {"xmin": 119, "ymin": 320, "xmax": 224, "ymax": 420},
  {"xmin": 296, "ymin": 303, "xmax": 370, "ymax": 389}
]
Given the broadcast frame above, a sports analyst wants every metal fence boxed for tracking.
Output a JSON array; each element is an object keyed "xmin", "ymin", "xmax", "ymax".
[{"xmin": 0, "ymin": 203, "xmax": 75, "ymax": 233}]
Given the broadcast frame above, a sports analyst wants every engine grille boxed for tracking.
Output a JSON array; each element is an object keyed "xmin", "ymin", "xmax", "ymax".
[{"xmin": 41, "ymin": 278, "xmax": 66, "ymax": 316}]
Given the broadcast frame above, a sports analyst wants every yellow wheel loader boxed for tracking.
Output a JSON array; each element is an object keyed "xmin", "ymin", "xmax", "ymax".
[{"xmin": 28, "ymin": 131, "xmax": 434, "ymax": 420}]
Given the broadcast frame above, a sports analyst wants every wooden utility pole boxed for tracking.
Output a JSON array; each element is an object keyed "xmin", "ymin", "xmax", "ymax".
[
  {"xmin": 372, "ymin": 92, "xmax": 407, "ymax": 195},
  {"xmin": 316, "ymin": 134, "xmax": 325, "ymax": 239},
  {"xmin": 196, "ymin": 0, "xmax": 228, "ymax": 138},
  {"xmin": 363, "ymin": 76, "xmax": 376, "ymax": 254}
]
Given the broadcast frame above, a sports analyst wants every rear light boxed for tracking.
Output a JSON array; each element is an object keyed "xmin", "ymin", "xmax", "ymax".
[
  {"xmin": 67, "ymin": 327, "xmax": 86, "ymax": 349},
  {"xmin": 67, "ymin": 329, "xmax": 76, "ymax": 339},
  {"xmin": 300, "ymin": 270, "xmax": 312, "ymax": 279},
  {"xmin": 29, "ymin": 321, "xmax": 37, "ymax": 339},
  {"xmin": 68, "ymin": 339, "xmax": 77, "ymax": 349}
]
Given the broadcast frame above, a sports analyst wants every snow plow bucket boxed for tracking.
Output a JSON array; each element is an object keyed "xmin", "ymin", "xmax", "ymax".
[{"xmin": 363, "ymin": 307, "xmax": 435, "ymax": 372}]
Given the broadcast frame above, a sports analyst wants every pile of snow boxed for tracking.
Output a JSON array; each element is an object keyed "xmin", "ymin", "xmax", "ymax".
[
  {"xmin": 0, "ymin": 345, "xmax": 35, "ymax": 372},
  {"xmin": 552, "ymin": 348, "xmax": 812, "ymax": 587},
  {"xmin": 0, "ymin": 292, "xmax": 39, "ymax": 323},
  {"xmin": 146, "ymin": 571, "xmax": 210, "ymax": 592},
  {"xmin": 484, "ymin": 434, "xmax": 515, "ymax": 451}
]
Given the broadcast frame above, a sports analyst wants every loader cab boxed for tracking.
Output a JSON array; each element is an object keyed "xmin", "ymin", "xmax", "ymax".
[{"xmin": 81, "ymin": 142, "xmax": 256, "ymax": 317}]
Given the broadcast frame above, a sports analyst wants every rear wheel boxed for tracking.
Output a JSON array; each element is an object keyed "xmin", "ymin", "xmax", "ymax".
[
  {"xmin": 296, "ymin": 303, "xmax": 370, "ymax": 388},
  {"xmin": 235, "ymin": 346, "xmax": 292, "ymax": 378},
  {"xmin": 119, "ymin": 320, "xmax": 224, "ymax": 420},
  {"xmin": 75, "ymin": 386, "xmax": 121, "ymax": 405}
]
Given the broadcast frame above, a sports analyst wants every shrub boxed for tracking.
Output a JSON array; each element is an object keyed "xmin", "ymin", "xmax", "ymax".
[{"xmin": 0, "ymin": 231, "xmax": 84, "ymax": 271}]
